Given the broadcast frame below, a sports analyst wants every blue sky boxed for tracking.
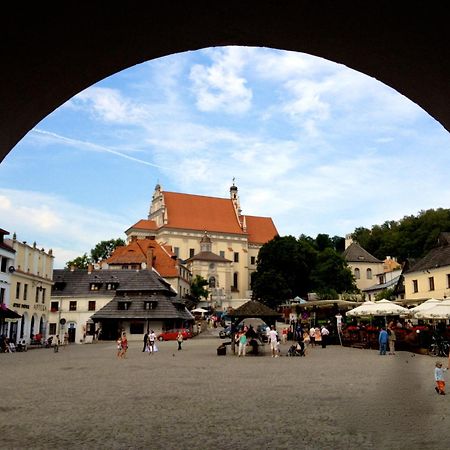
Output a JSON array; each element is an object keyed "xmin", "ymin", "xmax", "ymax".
[{"xmin": 1, "ymin": 47, "xmax": 450, "ymax": 268}]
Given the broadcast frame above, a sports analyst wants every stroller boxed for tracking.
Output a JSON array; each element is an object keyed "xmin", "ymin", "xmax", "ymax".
[{"xmin": 287, "ymin": 341, "xmax": 305, "ymax": 357}]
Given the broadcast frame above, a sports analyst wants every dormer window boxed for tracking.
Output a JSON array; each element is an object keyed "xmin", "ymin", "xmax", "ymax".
[
  {"xmin": 106, "ymin": 282, "xmax": 119, "ymax": 290},
  {"xmin": 90, "ymin": 282, "xmax": 102, "ymax": 291},
  {"xmin": 118, "ymin": 301, "xmax": 131, "ymax": 310},
  {"xmin": 144, "ymin": 301, "xmax": 158, "ymax": 310},
  {"xmin": 53, "ymin": 281, "xmax": 66, "ymax": 291}
]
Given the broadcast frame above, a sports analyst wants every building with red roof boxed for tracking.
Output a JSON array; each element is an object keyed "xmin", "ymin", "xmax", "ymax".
[{"xmin": 124, "ymin": 182, "xmax": 278, "ymax": 309}]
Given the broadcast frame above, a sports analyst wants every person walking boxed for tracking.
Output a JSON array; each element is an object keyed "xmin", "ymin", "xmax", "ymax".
[
  {"xmin": 309, "ymin": 326, "xmax": 316, "ymax": 346},
  {"xmin": 238, "ymin": 331, "xmax": 247, "ymax": 357},
  {"xmin": 268, "ymin": 325, "xmax": 278, "ymax": 357},
  {"xmin": 120, "ymin": 332, "xmax": 128, "ymax": 358},
  {"xmin": 177, "ymin": 331, "xmax": 184, "ymax": 351},
  {"xmin": 388, "ymin": 323, "xmax": 397, "ymax": 355},
  {"xmin": 148, "ymin": 330, "xmax": 156, "ymax": 354},
  {"xmin": 320, "ymin": 325, "xmax": 330, "ymax": 348},
  {"xmin": 379, "ymin": 327, "xmax": 388, "ymax": 355},
  {"xmin": 434, "ymin": 361, "xmax": 447, "ymax": 395},
  {"xmin": 142, "ymin": 330, "xmax": 149, "ymax": 352}
]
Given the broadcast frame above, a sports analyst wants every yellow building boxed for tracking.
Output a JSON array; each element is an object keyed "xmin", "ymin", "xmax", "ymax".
[
  {"xmin": 403, "ymin": 232, "xmax": 450, "ymax": 301},
  {"xmin": 343, "ymin": 237, "xmax": 384, "ymax": 293},
  {"xmin": 6, "ymin": 234, "xmax": 54, "ymax": 343},
  {"xmin": 125, "ymin": 183, "xmax": 278, "ymax": 308}
]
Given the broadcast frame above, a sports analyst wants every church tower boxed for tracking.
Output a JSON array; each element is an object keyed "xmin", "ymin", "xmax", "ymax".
[{"xmin": 230, "ymin": 179, "xmax": 245, "ymax": 231}]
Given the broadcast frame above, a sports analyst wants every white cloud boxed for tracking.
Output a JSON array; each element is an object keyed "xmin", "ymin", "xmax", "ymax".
[
  {"xmin": 190, "ymin": 47, "xmax": 253, "ymax": 113},
  {"xmin": 0, "ymin": 189, "xmax": 128, "ymax": 268},
  {"xmin": 69, "ymin": 87, "xmax": 150, "ymax": 124}
]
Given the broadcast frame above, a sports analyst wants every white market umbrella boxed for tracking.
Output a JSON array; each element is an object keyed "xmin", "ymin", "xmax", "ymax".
[
  {"xmin": 191, "ymin": 307, "xmax": 208, "ymax": 314},
  {"xmin": 372, "ymin": 299, "xmax": 410, "ymax": 316},
  {"xmin": 414, "ymin": 299, "xmax": 450, "ymax": 320},
  {"xmin": 346, "ymin": 301, "xmax": 378, "ymax": 317},
  {"xmin": 409, "ymin": 298, "xmax": 442, "ymax": 314}
]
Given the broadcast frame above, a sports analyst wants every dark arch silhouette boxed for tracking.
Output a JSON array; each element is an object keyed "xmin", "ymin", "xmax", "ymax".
[{"xmin": 2, "ymin": 2, "xmax": 450, "ymax": 162}]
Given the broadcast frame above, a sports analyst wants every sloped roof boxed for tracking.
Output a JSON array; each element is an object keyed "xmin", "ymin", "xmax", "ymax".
[
  {"xmin": 407, "ymin": 243, "xmax": 450, "ymax": 273},
  {"xmin": 245, "ymin": 215, "xmax": 278, "ymax": 245},
  {"xmin": 186, "ymin": 251, "xmax": 231, "ymax": 263},
  {"xmin": 343, "ymin": 242, "xmax": 382, "ymax": 264},
  {"xmin": 163, "ymin": 192, "xmax": 245, "ymax": 235},
  {"xmin": 91, "ymin": 293, "xmax": 194, "ymax": 321},
  {"xmin": 126, "ymin": 219, "xmax": 157, "ymax": 233},
  {"xmin": 52, "ymin": 269, "xmax": 175, "ymax": 297},
  {"xmin": 105, "ymin": 239, "xmax": 179, "ymax": 277},
  {"xmin": 228, "ymin": 300, "xmax": 281, "ymax": 318}
]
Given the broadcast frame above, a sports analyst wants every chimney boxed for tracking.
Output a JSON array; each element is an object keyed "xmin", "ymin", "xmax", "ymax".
[
  {"xmin": 70, "ymin": 265, "xmax": 75, "ymax": 272},
  {"xmin": 146, "ymin": 247, "xmax": 154, "ymax": 269},
  {"xmin": 87, "ymin": 263, "xmax": 93, "ymax": 274}
]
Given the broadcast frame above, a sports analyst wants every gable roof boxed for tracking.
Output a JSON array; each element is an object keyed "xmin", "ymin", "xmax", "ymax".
[
  {"xmin": 126, "ymin": 219, "xmax": 157, "ymax": 234},
  {"xmin": 343, "ymin": 242, "xmax": 383, "ymax": 264},
  {"xmin": 229, "ymin": 300, "xmax": 281, "ymax": 318},
  {"xmin": 407, "ymin": 242, "xmax": 450, "ymax": 273},
  {"xmin": 186, "ymin": 251, "xmax": 231, "ymax": 263},
  {"xmin": 105, "ymin": 239, "xmax": 179, "ymax": 277},
  {"xmin": 52, "ymin": 268, "xmax": 175, "ymax": 297},
  {"xmin": 163, "ymin": 192, "xmax": 245, "ymax": 235},
  {"xmin": 245, "ymin": 215, "xmax": 278, "ymax": 245}
]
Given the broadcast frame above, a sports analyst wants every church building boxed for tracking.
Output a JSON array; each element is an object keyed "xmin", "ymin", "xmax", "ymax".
[{"xmin": 125, "ymin": 182, "xmax": 278, "ymax": 309}]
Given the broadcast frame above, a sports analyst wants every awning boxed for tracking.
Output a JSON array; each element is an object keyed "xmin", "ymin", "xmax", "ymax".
[{"xmin": 0, "ymin": 306, "xmax": 22, "ymax": 319}]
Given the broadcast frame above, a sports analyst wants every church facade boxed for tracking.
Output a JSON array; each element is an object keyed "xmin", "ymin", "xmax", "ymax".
[{"xmin": 125, "ymin": 183, "xmax": 278, "ymax": 308}]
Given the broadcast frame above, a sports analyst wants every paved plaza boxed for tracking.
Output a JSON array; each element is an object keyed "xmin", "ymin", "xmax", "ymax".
[{"xmin": 1, "ymin": 329, "xmax": 449, "ymax": 450}]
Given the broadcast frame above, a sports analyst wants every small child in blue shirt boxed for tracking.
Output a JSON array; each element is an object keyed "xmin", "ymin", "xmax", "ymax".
[{"xmin": 434, "ymin": 361, "xmax": 447, "ymax": 395}]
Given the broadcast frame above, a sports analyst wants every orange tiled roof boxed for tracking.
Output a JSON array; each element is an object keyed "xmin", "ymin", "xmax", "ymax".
[
  {"xmin": 126, "ymin": 219, "xmax": 157, "ymax": 232},
  {"xmin": 105, "ymin": 239, "xmax": 179, "ymax": 277},
  {"xmin": 245, "ymin": 215, "xmax": 278, "ymax": 245},
  {"xmin": 163, "ymin": 192, "xmax": 244, "ymax": 234}
]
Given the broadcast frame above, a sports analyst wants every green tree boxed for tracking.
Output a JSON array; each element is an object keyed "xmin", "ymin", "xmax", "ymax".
[
  {"xmin": 189, "ymin": 275, "xmax": 209, "ymax": 304},
  {"xmin": 65, "ymin": 253, "xmax": 90, "ymax": 269},
  {"xmin": 374, "ymin": 288, "xmax": 396, "ymax": 301},
  {"xmin": 65, "ymin": 237, "xmax": 125, "ymax": 268},
  {"xmin": 90, "ymin": 238, "xmax": 125, "ymax": 262}
]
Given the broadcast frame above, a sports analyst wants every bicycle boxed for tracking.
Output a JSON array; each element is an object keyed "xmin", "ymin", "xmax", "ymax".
[{"xmin": 428, "ymin": 337, "xmax": 449, "ymax": 357}]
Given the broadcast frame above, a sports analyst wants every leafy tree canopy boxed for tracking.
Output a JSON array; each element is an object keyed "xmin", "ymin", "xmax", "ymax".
[
  {"xmin": 65, "ymin": 238, "xmax": 125, "ymax": 269},
  {"xmin": 189, "ymin": 275, "xmax": 209, "ymax": 304}
]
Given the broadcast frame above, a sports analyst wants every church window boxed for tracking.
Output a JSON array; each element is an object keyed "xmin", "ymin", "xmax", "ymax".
[
  {"xmin": 189, "ymin": 248, "xmax": 195, "ymax": 258},
  {"xmin": 366, "ymin": 268, "xmax": 372, "ymax": 279},
  {"xmin": 354, "ymin": 268, "xmax": 360, "ymax": 279},
  {"xmin": 234, "ymin": 252, "xmax": 239, "ymax": 263},
  {"xmin": 209, "ymin": 276, "xmax": 216, "ymax": 288}
]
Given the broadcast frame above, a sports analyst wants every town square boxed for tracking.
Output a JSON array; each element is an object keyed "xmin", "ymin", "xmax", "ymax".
[
  {"xmin": 1, "ymin": 328, "xmax": 450, "ymax": 450},
  {"xmin": 2, "ymin": 4, "xmax": 450, "ymax": 450}
]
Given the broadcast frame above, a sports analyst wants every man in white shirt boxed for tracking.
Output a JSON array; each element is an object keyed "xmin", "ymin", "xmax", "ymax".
[
  {"xmin": 320, "ymin": 325, "xmax": 330, "ymax": 348},
  {"xmin": 267, "ymin": 325, "xmax": 279, "ymax": 357}
]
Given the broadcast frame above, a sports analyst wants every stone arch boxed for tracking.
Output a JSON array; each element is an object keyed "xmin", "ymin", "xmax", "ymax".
[{"xmin": 2, "ymin": 3, "xmax": 450, "ymax": 161}]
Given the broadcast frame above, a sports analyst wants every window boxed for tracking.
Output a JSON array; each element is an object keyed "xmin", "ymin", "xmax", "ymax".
[
  {"xmin": 23, "ymin": 284, "xmax": 28, "ymax": 301},
  {"xmin": 0, "ymin": 256, "xmax": 7, "ymax": 273},
  {"xmin": 49, "ymin": 323, "xmax": 57, "ymax": 335},
  {"xmin": 189, "ymin": 248, "xmax": 195, "ymax": 258},
  {"xmin": 69, "ymin": 301, "xmax": 77, "ymax": 311},
  {"xmin": 41, "ymin": 288, "xmax": 46, "ymax": 304},
  {"xmin": 429, "ymin": 277, "xmax": 435, "ymax": 291},
  {"xmin": 88, "ymin": 301, "xmax": 96, "ymax": 311},
  {"xmin": 50, "ymin": 301, "xmax": 59, "ymax": 312},
  {"xmin": 106, "ymin": 282, "xmax": 119, "ymax": 290},
  {"xmin": 354, "ymin": 268, "xmax": 360, "ymax": 279},
  {"xmin": 447, "ymin": 274, "xmax": 450, "ymax": 289},
  {"xmin": 35, "ymin": 288, "xmax": 39, "ymax": 303},
  {"xmin": 234, "ymin": 252, "xmax": 239, "ymax": 263},
  {"xmin": 232, "ymin": 272, "xmax": 239, "ymax": 291},
  {"xmin": 250, "ymin": 256, "xmax": 256, "ymax": 265},
  {"xmin": 209, "ymin": 276, "xmax": 216, "ymax": 288},
  {"xmin": 366, "ymin": 268, "xmax": 372, "ymax": 279},
  {"xmin": 16, "ymin": 282, "xmax": 21, "ymax": 300},
  {"xmin": 0, "ymin": 287, "xmax": 5, "ymax": 305},
  {"xmin": 219, "ymin": 251, "xmax": 225, "ymax": 258},
  {"xmin": 174, "ymin": 247, "xmax": 179, "ymax": 257},
  {"xmin": 144, "ymin": 301, "xmax": 157, "ymax": 310},
  {"xmin": 413, "ymin": 280, "xmax": 418, "ymax": 293},
  {"xmin": 90, "ymin": 283, "xmax": 102, "ymax": 291},
  {"xmin": 118, "ymin": 301, "xmax": 131, "ymax": 310}
]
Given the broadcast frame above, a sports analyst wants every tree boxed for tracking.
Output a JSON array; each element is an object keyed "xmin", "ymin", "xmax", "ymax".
[
  {"xmin": 65, "ymin": 237, "xmax": 125, "ymax": 268},
  {"xmin": 189, "ymin": 275, "xmax": 209, "ymax": 304},
  {"xmin": 90, "ymin": 238, "xmax": 125, "ymax": 262},
  {"xmin": 65, "ymin": 253, "xmax": 90, "ymax": 270}
]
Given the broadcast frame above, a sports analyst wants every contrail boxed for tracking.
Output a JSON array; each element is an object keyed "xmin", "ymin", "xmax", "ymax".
[{"xmin": 32, "ymin": 128, "xmax": 166, "ymax": 168}]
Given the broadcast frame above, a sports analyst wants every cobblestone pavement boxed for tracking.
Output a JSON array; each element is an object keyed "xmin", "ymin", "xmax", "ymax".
[{"xmin": 1, "ymin": 328, "xmax": 449, "ymax": 450}]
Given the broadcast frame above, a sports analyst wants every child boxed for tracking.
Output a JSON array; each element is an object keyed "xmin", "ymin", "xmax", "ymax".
[{"xmin": 434, "ymin": 361, "xmax": 447, "ymax": 395}]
